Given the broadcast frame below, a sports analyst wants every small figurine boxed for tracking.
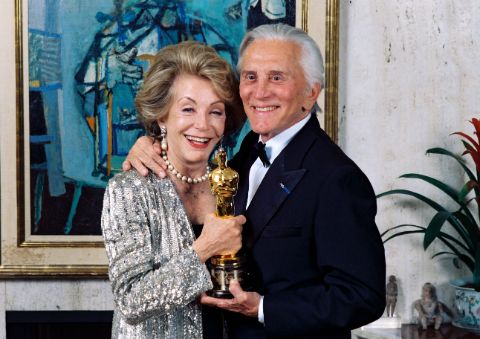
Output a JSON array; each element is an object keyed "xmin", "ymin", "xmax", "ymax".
[
  {"xmin": 386, "ymin": 275, "xmax": 398, "ymax": 317},
  {"xmin": 414, "ymin": 282, "xmax": 452, "ymax": 330}
]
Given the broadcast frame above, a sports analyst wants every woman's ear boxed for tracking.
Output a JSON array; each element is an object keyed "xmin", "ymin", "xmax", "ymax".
[{"xmin": 156, "ymin": 117, "xmax": 165, "ymax": 127}]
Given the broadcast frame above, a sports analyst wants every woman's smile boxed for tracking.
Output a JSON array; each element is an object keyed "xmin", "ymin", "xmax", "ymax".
[{"xmin": 185, "ymin": 134, "xmax": 212, "ymax": 149}]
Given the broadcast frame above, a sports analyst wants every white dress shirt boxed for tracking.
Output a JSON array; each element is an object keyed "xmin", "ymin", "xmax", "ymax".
[{"xmin": 246, "ymin": 113, "xmax": 311, "ymax": 208}]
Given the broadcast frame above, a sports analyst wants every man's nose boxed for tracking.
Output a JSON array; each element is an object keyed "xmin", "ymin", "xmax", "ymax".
[{"xmin": 254, "ymin": 78, "xmax": 271, "ymax": 99}]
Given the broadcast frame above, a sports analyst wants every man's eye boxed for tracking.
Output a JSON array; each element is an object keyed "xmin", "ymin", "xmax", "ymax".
[
  {"xmin": 245, "ymin": 73, "xmax": 256, "ymax": 81},
  {"xmin": 272, "ymin": 75, "xmax": 282, "ymax": 81}
]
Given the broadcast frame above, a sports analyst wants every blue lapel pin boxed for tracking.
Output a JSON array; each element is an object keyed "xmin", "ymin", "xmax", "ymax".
[{"xmin": 279, "ymin": 182, "xmax": 291, "ymax": 194}]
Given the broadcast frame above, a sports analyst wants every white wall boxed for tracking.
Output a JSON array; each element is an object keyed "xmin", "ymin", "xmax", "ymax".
[
  {"xmin": 1, "ymin": 0, "xmax": 480, "ymax": 333},
  {"xmin": 340, "ymin": 0, "xmax": 480, "ymax": 322},
  {"xmin": 0, "ymin": 280, "xmax": 113, "ymax": 337}
]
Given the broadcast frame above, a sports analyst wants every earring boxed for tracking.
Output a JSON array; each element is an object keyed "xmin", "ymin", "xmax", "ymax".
[{"xmin": 160, "ymin": 126, "xmax": 168, "ymax": 151}]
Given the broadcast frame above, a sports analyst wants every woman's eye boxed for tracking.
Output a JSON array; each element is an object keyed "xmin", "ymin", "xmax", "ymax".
[
  {"xmin": 182, "ymin": 107, "xmax": 194, "ymax": 113},
  {"xmin": 211, "ymin": 110, "xmax": 225, "ymax": 116}
]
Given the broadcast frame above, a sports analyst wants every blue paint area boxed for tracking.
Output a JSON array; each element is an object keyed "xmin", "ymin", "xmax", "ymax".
[
  {"xmin": 42, "ymin": 89, "xmax": 65, "ymax": 197},
  {"xmin": 28, "ymin": 28, "xmax": 61, "ymax": 39},
  {"xmin": 29, "ymin": 84, "xmax": 62, "ymax": 92},
  {"xmin": 30, "ymin": 135, "xmax": 54, "ymax": 143},
  {"xmin": 111, "ymin": 83, "xmax": 139, "ymax": 156},
  {"xmin": 97, "ymin": 102, "xmax": 108, "ymax": 170}
]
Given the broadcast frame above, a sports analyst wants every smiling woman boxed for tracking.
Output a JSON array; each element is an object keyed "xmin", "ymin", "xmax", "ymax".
[
  {"xmin": 157, "ymin": 74, "xmax": 226, "ymax": 181},
  {"xmin": 101, "ymin": 41, "xmax": 246, "ymax": 338}
]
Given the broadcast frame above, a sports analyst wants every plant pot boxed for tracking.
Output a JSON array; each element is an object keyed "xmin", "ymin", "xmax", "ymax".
[{"xmin": 451, "ymin": 278, "xmax": 480, "ymax": 334}]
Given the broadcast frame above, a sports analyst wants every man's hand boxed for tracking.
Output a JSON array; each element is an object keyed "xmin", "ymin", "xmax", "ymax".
[
  {"xmin": 122, "ymin": 136, "xmax": 166, "ymax": 177},
  {"xmin": 200, "ymin": 280, "xmax": 261, "ymax": 318}
]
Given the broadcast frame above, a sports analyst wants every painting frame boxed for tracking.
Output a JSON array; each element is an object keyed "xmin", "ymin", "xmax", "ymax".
[{"xmin": 0, "ymin": 0, "xmax": 339, "ymax": 278}]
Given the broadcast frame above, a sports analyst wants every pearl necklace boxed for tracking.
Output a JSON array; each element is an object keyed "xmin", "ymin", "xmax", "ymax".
[{"xmin": 161, "ymin": 151, "xmax": 210, "ymax": 184}]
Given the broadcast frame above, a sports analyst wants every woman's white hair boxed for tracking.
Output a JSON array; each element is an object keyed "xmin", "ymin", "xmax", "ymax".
[{"xmin": 237, "ymin": 23, "xmax": 325, "ymax": 89}]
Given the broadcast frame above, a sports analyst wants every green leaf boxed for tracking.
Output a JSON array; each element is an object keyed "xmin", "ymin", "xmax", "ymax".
[
  {"xmin": 377, "ymin": 189, "xmax": 474, "ymax": 252},
  {"xmin": 396, "ymin": 173, "xmax": 478, "ymax": 231},
  {"xmin": 426, "ymin": 148, "xmax": 476, "ymax": 182},
  {"xmin": 384, "ymin": 222, "xmax": 471, "ymax": 254},
  {"xmin": 376, "ymin": 189, "xmax": 445, "ymax": 211},
  {"xmin": 381, "ymin": 224, "xmax": 474, "ymax": 271},
  {"xmin": 381, "ymin": 224, "xmax": 425, "ymax": 237},
  {"xmin": 430, "ymin": 251, "xmax": 474, "ymax": 270},
  {"xmin": 400, "ymin": 173, "xmax": 459, "ymax": 203},
  {"xmin": 431, "ymin": 251, "xmax": 456, "ymax": 259},
  {"xmin": 424, "ymin": 211, "xmax": 455, "ymax": 250},
  {"xmin": 436, "ymin": 230, "xmax": 472, "ymax": 254},
  {"xmin": 458, "ymin": 180, "xmax": 478, "ymax": 202},
  {"xmin": 435, "ymin": 234, "xmax": 475, "ymax": 272},
  {"xmin": 382, "ymin": 230, "xmax": 425, "ymax": 244},
  {"xmin": 452, "ymin": 211, "xmax": 479, "ymax": 251},
  {"xmin": 400, "ymin": 173, "xmax": 480, "ymax": 227}
]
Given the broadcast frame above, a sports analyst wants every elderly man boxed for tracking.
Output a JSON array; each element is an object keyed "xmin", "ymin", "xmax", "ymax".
[{"xmin": 124, "ymin": 24, "xmax": 385, "ymax": 339}]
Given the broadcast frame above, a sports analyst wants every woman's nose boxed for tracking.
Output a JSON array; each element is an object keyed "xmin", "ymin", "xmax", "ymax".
[{"xmin": 194, "ymin": 112, "xmax": 209, "ymax": 129}]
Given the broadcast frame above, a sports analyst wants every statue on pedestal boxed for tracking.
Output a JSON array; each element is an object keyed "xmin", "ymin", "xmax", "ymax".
[{"xmin": 386, "ymin": 275, "xmax": 398, "ymax": 317}]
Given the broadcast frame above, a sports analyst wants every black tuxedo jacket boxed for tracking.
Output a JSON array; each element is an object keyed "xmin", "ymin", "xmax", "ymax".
[{"xmin": 226, "ymin": 115, "xmax": 386, "ymax": 339}]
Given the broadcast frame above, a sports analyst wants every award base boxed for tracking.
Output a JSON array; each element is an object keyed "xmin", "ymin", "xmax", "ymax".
[
  {"xmin": 208, "ymin": 254, "xmax": 244, "ymax": 299},
  {"xmin": 206, "ymin": 289, "xmax": 233, "ymax": 299}
]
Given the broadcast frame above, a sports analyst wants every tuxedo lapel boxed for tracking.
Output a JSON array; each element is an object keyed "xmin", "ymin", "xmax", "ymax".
[
  {"xmin": 245, "ymin": 115, "xmax": 321, "ymax": 247},
  {"xmin": 234, "ymin": 173, "xmax": 249, "ymax": 216},
  {"xmin": 233, "ymin": 131, "xmax": 259, "ymax": 215},
  {"xmin": 245, "ymin": 154, "xmax": 306, "ymax": 247}
]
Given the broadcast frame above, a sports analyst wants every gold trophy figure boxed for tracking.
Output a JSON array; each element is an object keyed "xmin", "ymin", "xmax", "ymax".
[{"xmin": 208, "ymin": 147, "xmax": 244, "ymax": 298}]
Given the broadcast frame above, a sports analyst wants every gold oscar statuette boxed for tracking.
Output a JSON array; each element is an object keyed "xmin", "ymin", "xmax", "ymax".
[{"xmin": 207, "ymin": 147, "xmax": 245, "ymax": 298}]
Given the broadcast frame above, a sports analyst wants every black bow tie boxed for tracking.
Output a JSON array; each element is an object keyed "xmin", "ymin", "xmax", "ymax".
[{"xmin": 252, "ymin": 141, "xmax": 270, "ymax": 167}]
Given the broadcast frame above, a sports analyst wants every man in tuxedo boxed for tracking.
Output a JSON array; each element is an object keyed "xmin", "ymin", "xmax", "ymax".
[{"xmin": 124, "ymin": 24, "xmax": 385, "ymax": 339}]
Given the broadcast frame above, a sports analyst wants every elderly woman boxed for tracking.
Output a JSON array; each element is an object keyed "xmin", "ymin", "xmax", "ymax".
[{"xmin": 101, "ymin": 41, "xmax": 246, "ymax": 338}]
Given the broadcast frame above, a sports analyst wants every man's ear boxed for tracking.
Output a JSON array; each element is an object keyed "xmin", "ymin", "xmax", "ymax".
[{"xmin": 303, "ymin": 83, "xmax": 322, "ymax": 111}]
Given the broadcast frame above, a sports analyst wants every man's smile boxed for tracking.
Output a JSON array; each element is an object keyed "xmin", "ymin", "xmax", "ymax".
[{"xmin": 252, "ymin": 105, "xmax": 279, "ymax": 112}]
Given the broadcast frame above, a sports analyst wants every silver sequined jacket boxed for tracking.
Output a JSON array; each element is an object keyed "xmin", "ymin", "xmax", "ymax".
[{"xmin": 101, "ymin": 170, "xmax": 213, "ymax": 339}]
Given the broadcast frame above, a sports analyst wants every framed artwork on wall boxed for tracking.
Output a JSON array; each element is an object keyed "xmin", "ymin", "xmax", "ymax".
[{"xmin": 0, "ymin": 0, "xmax": 339, "ymax": 277}]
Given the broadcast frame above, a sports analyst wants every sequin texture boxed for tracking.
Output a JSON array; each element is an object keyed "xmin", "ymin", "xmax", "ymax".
[{"xmin": 101, "ymin": 170, "xmax": 213, "ymax": 338}]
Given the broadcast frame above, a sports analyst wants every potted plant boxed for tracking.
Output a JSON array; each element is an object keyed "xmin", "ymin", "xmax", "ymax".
[{"xmin": 378, "ymin": 118, "xmax": 480, "ymax": 332}]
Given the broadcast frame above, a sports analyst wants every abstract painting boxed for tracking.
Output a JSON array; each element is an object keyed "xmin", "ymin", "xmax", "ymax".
[{"xmin": 27, "ymin": 0, "xmax": 296, "ymax": 236}]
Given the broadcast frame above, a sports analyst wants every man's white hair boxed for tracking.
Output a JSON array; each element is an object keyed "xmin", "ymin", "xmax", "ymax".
[{"xmin": 237, "ymin": 23, "xmax": 325, "ymax": 89}]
